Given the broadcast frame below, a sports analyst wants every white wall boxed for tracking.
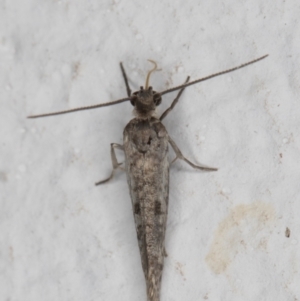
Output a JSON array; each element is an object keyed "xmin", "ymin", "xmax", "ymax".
[{"xmin": 1, "ymin": 0, "xmax": 299, "ymax": 300}]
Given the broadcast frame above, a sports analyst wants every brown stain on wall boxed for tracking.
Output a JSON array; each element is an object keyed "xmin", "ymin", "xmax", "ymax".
[{"xmin": 205, "ymin": 201, "xmax": 275, "ymax": 274}]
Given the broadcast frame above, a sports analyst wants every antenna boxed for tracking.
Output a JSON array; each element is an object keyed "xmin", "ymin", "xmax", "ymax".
[
  {"xmin": 27, "ymin": 55, "xmax": 268, "ymax": 119},
  {"xmin": 27, "ymin": 97, "xmax": 131, "ymax": 119},
  {"xmin": 159, "ymin": 54, "xmax": 268, "ymax": 95}
]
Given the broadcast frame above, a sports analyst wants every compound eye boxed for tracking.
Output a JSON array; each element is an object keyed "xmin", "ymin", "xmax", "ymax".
[
  {"xmin": 153, "ymin": 93, "xmax": 162, "ymax": 106},
  {"xmin": 130, "ymin": 94, "xmax": 138, "ymax": 106}
]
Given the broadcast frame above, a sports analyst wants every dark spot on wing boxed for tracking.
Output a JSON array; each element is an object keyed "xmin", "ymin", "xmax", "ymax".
[
  {"xmin": 137, "ymin": 225, "xmax": 144, "ymax": 241},
  {"xmin": 134, "ymin": 203, "xmax": 141, "ymax": 215},
  {"xmin": 155, "ymin": 201, "xmax": 162, "ymax": 215}
]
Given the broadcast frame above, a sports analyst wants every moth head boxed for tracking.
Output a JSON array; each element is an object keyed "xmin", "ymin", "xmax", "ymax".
[
  {"xmin": 130, "ymin": 86, "xmax": 161, "ymax": 116},
  {"xmin": 130, "ymin": 60, "xmax": 162, "ymax": 118}
]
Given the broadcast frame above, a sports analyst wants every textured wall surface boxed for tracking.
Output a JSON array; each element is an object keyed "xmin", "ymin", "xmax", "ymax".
[{"xmin": 1, "ymin": 0, "xmax": 300, "ymax": 300}]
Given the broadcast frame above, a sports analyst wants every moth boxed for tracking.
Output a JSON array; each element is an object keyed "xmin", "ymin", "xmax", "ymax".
[{"xmin": 28, "ymin": 54, "xmax": 268, "ymax": 301}]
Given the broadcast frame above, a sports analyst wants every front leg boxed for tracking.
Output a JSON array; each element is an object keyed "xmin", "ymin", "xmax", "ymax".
[
  {"xmin": 160, "ymin": 76, "xmax": 190, "ymax": 121},
  {"xmin": 95, "ymin": 143, "xmax": 124, "ymax": 185},
  {"xmin": 120, "ymin": 62, "xmax": 131, "ymax": 97},
  {"xmin": 168, "ymin": 136, "xmax": 218, "ymax": 171}
]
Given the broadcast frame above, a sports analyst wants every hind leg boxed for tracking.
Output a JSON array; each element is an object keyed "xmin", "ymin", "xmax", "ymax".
[{"xmin": 168, "ymin": 136, "xmax": 217, "ymax": 171}]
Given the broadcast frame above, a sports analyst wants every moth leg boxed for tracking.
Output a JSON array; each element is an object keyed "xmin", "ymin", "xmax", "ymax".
[
  {"xmin": 95, "ymin": 143, "xmax": 124, "ymax": 185},
  {"xmin": 168, "ymin": 136, "xmax": 218, "ymax": 171},
  {"xmin": 120, "ymin": 62, "xmax": 132, "ymax": 97},
  {"xmin": 160, "ymin": 76, "xmax": 190, "ymax": 121},
  {"xmin": 164, "ymin": 247, "xmax": 168, "ymax": 257}
]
